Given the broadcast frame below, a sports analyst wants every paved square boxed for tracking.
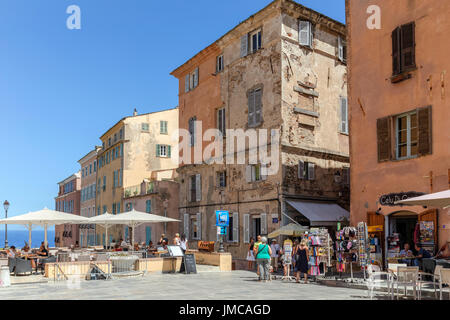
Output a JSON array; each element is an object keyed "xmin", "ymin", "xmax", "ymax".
[{"xmin": 0, "ymin": 271, "xmax": 374, "ymax": 300}]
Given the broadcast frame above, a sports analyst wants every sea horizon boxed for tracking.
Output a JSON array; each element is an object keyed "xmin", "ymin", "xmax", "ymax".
[{"xmin": 0, "ymin": 229, "xmax": 55, "ymax": 249}]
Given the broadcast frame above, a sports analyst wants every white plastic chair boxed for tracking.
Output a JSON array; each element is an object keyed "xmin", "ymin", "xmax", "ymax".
[
  {"xmin": 366, "ymin": 264, "xmax": 390, "ymax": 299},
  {"xmin": 387, "ymin": 263, "xmax": 407, "ymax": 298},
  {"xmin": 392, "ymin": 266, "xmax": 419, "ymax": 300},
  {"xmin": 417, "ymin": 265, "xmax": 443, "ymax": 300},
  {"xmin": 439, "ymin": 268, "xmax": 450, "ymax": 300}
]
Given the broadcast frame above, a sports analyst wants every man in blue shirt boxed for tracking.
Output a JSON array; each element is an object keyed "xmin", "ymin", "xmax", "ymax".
[{"xmin": 414, "ymin": 243, "xmax": 432, "ymax": 268}]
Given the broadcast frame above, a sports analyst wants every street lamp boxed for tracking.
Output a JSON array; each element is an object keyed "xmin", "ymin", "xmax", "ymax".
[{"xmin": 3, "ymin": 200, "xmax": 10, "ymax": 249}]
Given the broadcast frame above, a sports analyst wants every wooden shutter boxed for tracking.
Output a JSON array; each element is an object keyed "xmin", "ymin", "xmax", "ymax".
[
  {"xmin": 184, "ymin": 214, "xmax": 189, "ymax": 240},
  {"xmin": 255, "ymin": 89, "xmax": 262, "ymax": 125},
  {"xmin": 195, "ymin": 174, "xmax": 202, "ymax": 202},
  {"xmin": 240, "ymin": 34, "xmax": 248, "ymax": 57},
  {"xmin": 341, "ymin": 97, "xmax": 348, "ymax": 133},
  {"xmin": 417, "ymin": 106, "xmax": 432, "ymax": 156},
  {"xmin": 392, "ymin": 27, "xmax": 401, "ymax": 75},
  {"xmin": 418, "ymin": 209, "xmax": 438, "ymax": 250},
  {"xmin": 244, "ymin": 214, "xmax": 250, "ymax": 243},
  {"xmin": 248, "ymin": 90, "xmax": 255, "ymax": 126},
  {"xmin": 261, "ymin": 213, "xmax": 267, "ymax": 235},
  {"xmin": 245, "ymin": 165, "xmax": 252, "ymax": 182},
  {"xmin": 185, "ymin": 74, "xmax": 190, "ymax": 93},
  {"xmin": 196, "ymin": 212, "xmax": 202, "ymax": 240},
  {"xmin": 308, "ymin": 163, "xmax": 315, "ymax": 181},
  {"xmin": 233, "ymin": 212, "xmax": 239, "ymax": 243},
  {"xmin": 401, "ymin": 22, "xmax": 415, "ymax": 71},
  {"xmin": 377, "ymin": 117, "xmax": 392, "ymax": 162},
  {"xmin": 194, "ymin": 67, "xmax": 199, "ymax": 88},
  {"xmin": 298, "ymin": 160, "xmax": 304, "ymax": 179},
  {"xmin": 299, "ymin": 20, "xmax": 311, "ymax": 46}
]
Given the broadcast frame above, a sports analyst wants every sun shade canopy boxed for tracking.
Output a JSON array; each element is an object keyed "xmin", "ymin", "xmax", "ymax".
[
  {"xmin": 395, "ymin": 190, "xmax": 450, "ymax": 208},
  {"xmin": 286, "ymin": 200, "xmax": 349, "ymax": 226}
]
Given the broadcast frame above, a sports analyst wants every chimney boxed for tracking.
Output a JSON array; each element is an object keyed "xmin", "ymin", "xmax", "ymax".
[{"xmin": 133, "ymin": 108, "xmax": 138, "ymax": 117}]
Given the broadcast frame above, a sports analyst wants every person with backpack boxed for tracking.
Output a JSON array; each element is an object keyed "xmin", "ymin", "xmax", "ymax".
[{"xmin": 255, "ymin": 236, "xmax": 272, "ymax": 282}]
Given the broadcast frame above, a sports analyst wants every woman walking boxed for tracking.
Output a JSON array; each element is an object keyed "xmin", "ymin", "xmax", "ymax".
[
  {"xmin": 247, "ymin": 237, "xmax": 256, "ymax": 270},
  {"xmin": 294, "ymin": 240, "xmax": 309, "ymax": 283},
  {"xmin": 255, "ymin": 236, "xmax": 272, "ymax": 282},
  {"xmin": 180, "ymin": 234, "xmax": 188, "ymax": 254}
]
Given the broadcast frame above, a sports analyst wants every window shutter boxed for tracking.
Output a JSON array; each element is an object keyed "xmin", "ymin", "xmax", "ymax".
[
  {"xmin": 298, "ymin": 160, "xmax": 305, "ymax": 179},
  {"xmin": 245, "ymin": 165, "xmax": 252, "ymax": 182},
  {"xmin": 156, "ymin": 144, "xmax": 161, "ymax": 157},
  {"xmin": 248, "ymin": 90, "xmax": 255, "ymax": 126},
  {"xmin": 194, "ymin": 67, "xmax": 199, "ymax": 88},
  {"xmin": 417, "ymin": 106, "xmax": 432, "ymax": 156},
  {"xmin": 196, "ymin": 212, "xmax": 202, "ymax": 240},
  {"xmin": 184, "ymin": 214, "xmax": 189, "ymax": 240},
  {"xmin": 342, "ymin": 168, "xmax": 350, "ymax": 185},
  {"xmin": 261, "ymin": 164, "xmax": 267, "ymax": 181},
  {"xmin": 299, "ymin": 20, "xmax": 311, "ymax": 46},
  {"xmin": 377, "ymin": 117, "xmax": 392, "ymax": 162},
  {"xmin": 167, "ymin": 145, "xmax": 171, "ymax": 158},
  {"xmin": 261, "ymin": 213, "xmax": 267, "ymax": 235},
  {"xmin": 195, "ymin": 174, "xmax": 202, "ymax": 202},
  {"xmin": 255, "ymin": 89, "xmax": 262, "ymax": 125},
  {"xmin": 338, "ymin": 36, "xmax": 344, "ymax": 62},
  {"xmin": 308, "ymin": 163, "xmax": 315, "ymax": 181},
  {"xmin": 240, "ymin": 34, "xmax": 248, "ymax": 57},
  {"xmin": 401, "ymin": 22, "xmax": 415, "ymax": 71},
  {"xmin": 341, "ymin": 97, "xmax": 348, "ymax": 134},
  {"xmin": 244, "ymin": 214, "xmax": 250, "ymax": 243},
  {"xmin": 185, "ymin": 74, "xmax": 190, "ymax": 92},
  {"xmin": 392, "ymin": 27, "xmax": 401, "ymax": 75},
  {"xmin": 233, "ymin": 212, "xmax": 239, "ymax": 243},
  {"xmin": 187, "ymin": 178, "xmax": 192, "ymax": 203}
]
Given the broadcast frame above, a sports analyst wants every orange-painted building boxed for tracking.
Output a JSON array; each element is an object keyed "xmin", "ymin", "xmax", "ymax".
[{"xmin": 347, "ymin": 0, "xmax": 450, "ymax": 265}]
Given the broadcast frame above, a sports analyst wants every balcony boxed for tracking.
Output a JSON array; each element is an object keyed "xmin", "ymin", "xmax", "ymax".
[{"xmin": 124, "ymin": 181, "xmax": 157, "ymax": 199}]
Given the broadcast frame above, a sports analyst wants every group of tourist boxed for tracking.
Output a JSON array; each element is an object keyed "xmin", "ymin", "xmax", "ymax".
[
  {"xmin": 399, "ymin": 242, "xmax": 434, "ymax": 267},
  {"xmin": 106, "ymin": 233, "xmax": 188, "ymax": 254},
  {"xmin": 5, "ymin": 242, "xmax": 49, "ymax": 269},
  {"xmin": 247, "ymin": 235, "xmax": 310, "ymax": 284}
]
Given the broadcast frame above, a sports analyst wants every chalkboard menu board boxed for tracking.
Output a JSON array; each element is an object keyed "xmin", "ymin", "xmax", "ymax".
[{"xmin": 184, "ymin": 254, "xmax": 197, "ymax": 274}]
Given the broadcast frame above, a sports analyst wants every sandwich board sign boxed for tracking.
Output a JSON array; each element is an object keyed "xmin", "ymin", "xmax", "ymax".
[{"xmin": 215, "ymin": 210, "xmax": 229, "ymax": 227}]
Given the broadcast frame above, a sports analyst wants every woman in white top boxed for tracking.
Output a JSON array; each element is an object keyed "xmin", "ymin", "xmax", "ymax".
[
  {"xmin": 173, "ymin": 233, "xmax": 181, "ymax": 246},
  {"xmin": 179, "ymin": 234, "xmax": 188, "ymax": 253}
]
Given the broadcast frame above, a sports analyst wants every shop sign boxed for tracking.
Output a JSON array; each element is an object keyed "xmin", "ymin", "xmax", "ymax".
[
  {"xmin": 215, "ymin": 210, "xmax": 229, "ymax": 227},
  {"xmin": 379, "ymin": 191, "xmax": 426, "ymax": 206}
]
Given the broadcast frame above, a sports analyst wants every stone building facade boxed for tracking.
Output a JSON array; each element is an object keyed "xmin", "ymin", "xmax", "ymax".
[
  {"xmin": 171, "ymin": 0, "xmax": 350, "ymax": 262},
  {"xmin": 347, "ymin": 0, "xmax": 450, "ymax": 261},
  {"xmin": 55, "ymin": 172, "xmax": 81, "ymax": 247},
  {"xmin": 95, "ymin": 108, "xmax": 179, "ymax": 245}
]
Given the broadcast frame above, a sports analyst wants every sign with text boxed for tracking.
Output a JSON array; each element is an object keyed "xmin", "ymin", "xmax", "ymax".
[
  {"xmin": 215, "ymin": 210, "xmax": 229, "ymax": 227},
  {"xmin": 217, "ymin": 226, "xmax": 227, "ymax": 235},
  {"xmin": 379, "ymin": 191, "xmax": 426, "ymax": 207}
]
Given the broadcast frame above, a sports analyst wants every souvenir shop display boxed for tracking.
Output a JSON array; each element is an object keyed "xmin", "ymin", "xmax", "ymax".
[
  {"xmin": 387, "ymin": 233, "xmax": 401, "ymax": 258},
  {"xmin": 335, "ymin": 226, "xmax": 359, "ymax": 280},
  {"xmin": 357, "ymin": 222, "xmax": 370, "ymax": 279},
  {"xmin": 367, "ymin": 225, "xmax": 384, "ymax": 268},
  {"xmin": 281, "ymin": 239, "xmax": 295, "ymax": 281},
  {"xmin": 307, "ymin": 228, "xmax": 333, "ymax": 277},
  {"xmin": 419, "ymin": 221, "xmax": 435, "ymax": 254}
]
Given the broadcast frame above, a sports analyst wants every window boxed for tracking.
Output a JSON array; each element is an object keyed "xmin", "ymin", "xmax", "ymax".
[
  {"xmin": 117, "ymin": 202, "xmax": 121, "ymax": 214},
  {"xmin": 189, "ymin": 116, "xmax": 196, "ymax": 146},
  {"xmin": 217, "ymin": 108, "xmax": 226, "ymax": 136},
  {"xmin": 103, "ymin": 176, "xmax": 106, "ymax": 191},
  {"xmin": 103, "ymin": 205, "xmax": 107, "ymax": 214},
  {"xmin": 108, "ymin": 138, "xmax": 111, "ymax": 147},
  {"xmin": 396, "ymin": 112, "xmax": 418, "ymax": 159},
  {"xmin": 190, "ymin": 214, "xmax": 201, "ymax": 240},
  {"xmin": 246, "ymin": 164, "xmax": 267, "ymax": 182},
  {"xmin": 156, "ymin": 144, "xmax": 171, "ymax": 158},
  {"xmin": 298, "ymin": 161, "xmax": 315, "ymax": 181},
  {"xmin": 216, "ymin": 54, "xmax": 224, "ymax": 73},
  {"xmin": 112, "ymin": 203, "xmax": 116, "ymax": 215},
  {"xmin": 126, "ymin": 203, "xmax": 132, "ymax": 212},
  {"xmin": 189, "ymin": 174, "xmax": 201, "ymax": 202},
  {"xmin": 145, "ymin": 200, "xmax": 151, "ymax": 213},
  {"xmin": 217, "ymin": 171, "xmax": 226, "ymax": 188},
  {"xmin": 142, "ymin": 123, "xmax": 149, "ymax": 131},
  {"xmin": 299, "ymin": 20, "xmax": 313, "ymax": 47},
  {"xmin": 392, "ymin": 22, "xmax": 416, "ymax": 76},
  {"xmin": 340, "ymin": 97, "xmax": 349, "ymax": 134},
  {"xmin": 93, "ymin": 161, "xmax": 97, "ymax": 172},
  {"xmin": 248, "ymin": 88, "xmax": 262, "ymax": 127},
  {"xmin": 227, "ymin": 215, "xmax": 234, "ymax": 242},
  {"xmin": 338, "ymin": 36, "xmax": 347, "ymax": 63},
  {"xmin": 119, "ymin": 128, "xmax": 123, "ymax": 140},
  {"xmin": 185, "ymin": 68, "xmax": 199, "ymax": 92},
  {"xmin": 114, "ymin": 133, "xmax": 117, "ymax": 143},
  {"xmin": 160, "ymin": 121, "xmax": 168, "ymax": 134},
  {"xmin": 342, "ymin": 167, "xmax": 350, "ymax": 186},
  {"xmin": 249, "ymin": 29, "xmax": 262, "ymax": 54}
]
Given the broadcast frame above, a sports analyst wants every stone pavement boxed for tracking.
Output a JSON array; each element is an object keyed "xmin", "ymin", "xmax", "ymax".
[{"xmin": 0, "ymin": 271, "xmax": 379, "ymax": 300}]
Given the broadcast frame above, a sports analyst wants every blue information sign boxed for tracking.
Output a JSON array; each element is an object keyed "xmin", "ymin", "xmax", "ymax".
[{"xmin": 215, "ymin": 210, "xmax": 229, "ymax": 227}]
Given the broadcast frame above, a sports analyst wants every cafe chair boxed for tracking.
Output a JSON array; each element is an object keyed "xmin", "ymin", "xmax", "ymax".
[
  {"xmin": 392, "ymin": 266, "xmax": 419, "ymax": 300},
  {"xmin": 14, "ymin": 258, "xmax": 33, "ymax": 276},
  {"xmin": 8, "ymin": 257, "xmax": 16, "ymax": 274},
  {"xmin": 38, "ymin": 256, "xmax": 57, "ymax": 274},
  {"xmin": 366, "ymin": 264, "xmax": 390, "ymax": 300},
  {"xmin": 417, "ymin": 265, "xmax": 443, "ymax": 300},
  {"xmin": 438, "ymin": 268, "xmax": 450, "ymax": 300}
]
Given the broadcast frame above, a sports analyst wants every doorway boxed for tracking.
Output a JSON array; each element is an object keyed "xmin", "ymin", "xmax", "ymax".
[
  {"xmin": 252, "ymin": 217, "xmax": 261, "ymax": 240},
  {"xmin": 389, "ymin": 211, "xmax": 418, "ymax": 248}
]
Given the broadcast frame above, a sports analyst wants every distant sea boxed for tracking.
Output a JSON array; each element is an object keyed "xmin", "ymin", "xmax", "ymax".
[{"xmin": 0, "ymin": 229, "xmax": 55, "ymax": 249}]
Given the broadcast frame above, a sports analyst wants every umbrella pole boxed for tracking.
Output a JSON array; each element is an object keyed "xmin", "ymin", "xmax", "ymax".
[
  {"xmin": 28, "ymin": 223, "xmax": 32, "ymax": 249},
  {"xmin": 44, "ymin": 224, "xmax": 48, "ymax": 248},
  {"xmin": 106, "ymin": 225, "xmax": 109, "ymax": 250},
  {"xmin": 132, "ymin": 225, "xmax": 135, "ymax": 247}
]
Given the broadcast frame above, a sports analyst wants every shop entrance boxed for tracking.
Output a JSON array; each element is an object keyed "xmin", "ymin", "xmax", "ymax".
[
  {"xmin": 252, "ymin": 217, "xmax": 261, "ymax": 240},
  {"xmin": 389, "ymin": 212, "xmax": 418, "ymax": 247}
]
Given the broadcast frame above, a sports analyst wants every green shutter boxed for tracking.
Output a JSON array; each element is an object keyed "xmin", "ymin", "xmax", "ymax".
[
  {"xmin": 156, "ymin": 144, "xmax": 160, "ymax": 157},
  {"xmin": 167, "ymin": 145, "xmax": 171, "ymax": 158}
]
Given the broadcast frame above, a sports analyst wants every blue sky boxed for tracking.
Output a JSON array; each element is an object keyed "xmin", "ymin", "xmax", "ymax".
[{"xmin": 0, "ymin": 0, "xmax": 345, "ymax": 229}]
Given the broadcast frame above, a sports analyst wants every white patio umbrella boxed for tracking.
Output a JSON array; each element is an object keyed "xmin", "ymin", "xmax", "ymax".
[
  {"xmin": 107, "ymin": 209, "xmax": 180, "ymax": 245},
  {"xmin": 268, "ymin": 223, "xmax": 309, "ymax": 238},
  {"xmin": 0, "ymin": 208, "xmax": 91, "ymax": 248},
  {"xmin": 88, "ymin": 213, "xmax": 117, "ymax": 249},
  {"xmin": 395, "ymin": 189, "xmax": 450, "ymax": 208}
]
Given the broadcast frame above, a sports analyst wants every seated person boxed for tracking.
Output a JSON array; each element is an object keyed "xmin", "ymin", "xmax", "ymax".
[
  {"xmin": 120, "ymin": 238, "xmax": 129, "ymax": 251},
  {"xmin": 133, "ymin": 243, "xmax": 140, "ymax": 252},
  {"xmin": 110, "ymin": 239, "xmax": 116, "ymax": 250},
  {"xmin": 414, "ymin": 243, "xmax": 432, "ymax": 268},
  {"xmin": 74, "ymin": 241, "xmax": 80, "ymax": 249},
  {"xmin": 148, "ymin": 241, "xmax": 154, "ymax": 249},
  {"xmin": 113, "ymin": 244, "xmax": 122, "ymax": 252},
  {"xmin": 36, "ymin": 242, "xmax": 49, "ymax": 257},
  {"xmin": 436, "ymin": 243, "xmax": 450, "ymax": 259},
  {"xmin": 399, "ymin": 243, "xmax": 414, "ymax": 266},
  {"xmin": 6, "ymin": 246, "xmax": 16, "ymax": 258}
]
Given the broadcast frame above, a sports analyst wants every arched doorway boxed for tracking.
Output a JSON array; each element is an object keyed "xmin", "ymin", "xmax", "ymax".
[{"xmin": 388, "ymin": 210, "xmax": 418, "ymax": 249}]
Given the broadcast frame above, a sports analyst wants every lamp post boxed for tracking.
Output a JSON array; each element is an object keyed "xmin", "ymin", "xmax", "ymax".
[{"xmin": 3, "ymin": 200, "xmax": 10, "ymax": 249}]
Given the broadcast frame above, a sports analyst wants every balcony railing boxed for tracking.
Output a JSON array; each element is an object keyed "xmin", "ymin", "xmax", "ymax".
[{"xmin": 124, "ymin": 182, "xmax": 157, "ymax": 198}]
